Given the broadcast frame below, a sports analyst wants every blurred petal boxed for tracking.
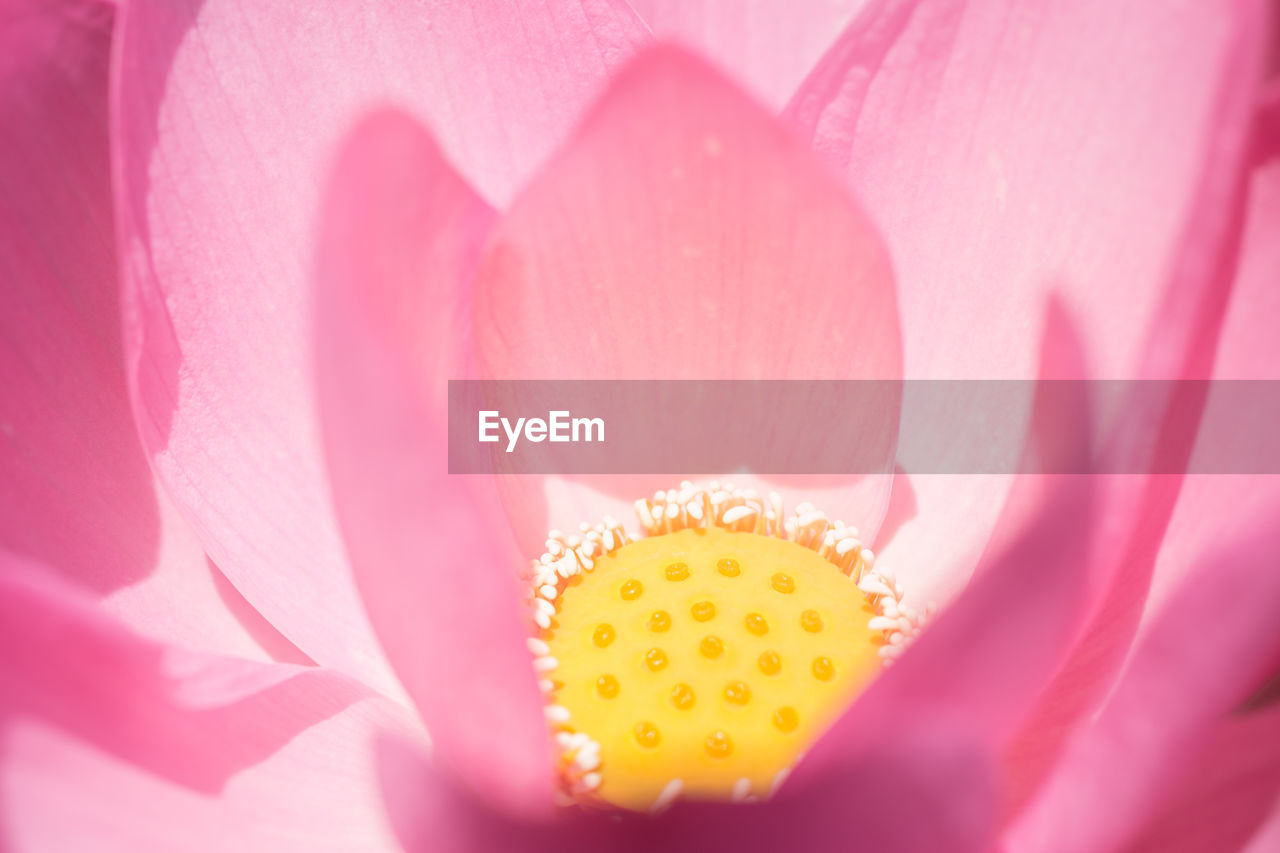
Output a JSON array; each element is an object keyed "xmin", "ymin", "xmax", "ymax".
[
  {"xmin": 790, "ymin": 0, "xmax": 1267, "ymax": 379},
  {"xmin": 0, "ymin": 0, "xmax": 286, "ymax": 658},
  {"xmin": 1144, "ymin": 90, "xmax": 1280, "ymax": 618},
  {"xmin": 1007, "ymin": 499, "xmax": 1280, "ymax": 853},
  {"xmin": 379, "ymin": 723, "xmax": 995, "ymax": 853},
  {"xmin": 1002, "ymin": 74, "xmax": 1280, "ymax": 814},
  {"xmin": 628, "ymin": 0, "xmax": 865, "ymax": 108},
  {"xmin": 472, "ymin": 47, "xmax": 903, "ymax": 546},
  {"xmin": 475, "ymin": 46, "xmax": 899, "ymax": 382},
  {"xmin": 792, "ymin": 0, "xmax": 1271, "ymax": 630},
  {"xmin": 1243, "ymin": 803, "xmax": 1280, "ymax": 853},
  {"xmin": 0, "ymin": 558, "xmax": 418, "ymax": 851},
  {"xmin": 655, "ymin": 726, "xmax": 996, "ymax": 853},
  {"xmin": 111, "ymin": 0, "xmax": 649, "ymax": 692},
  {"xmin": 793, "ymin": 459, "xmax": 1095, "ymax": 786},
  {"xmin": 1123, "ymin": 708, "xmax": 1280, "ymax": 853},
  {"xmin": 314, "ymin": 112, "xmax": 553, "ymax": 816}
]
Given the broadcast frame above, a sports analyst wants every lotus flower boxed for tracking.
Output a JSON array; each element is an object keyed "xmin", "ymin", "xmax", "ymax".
[{"xmin": 2, "ymin": 0, "xmax": 1278, "ymax": 850}]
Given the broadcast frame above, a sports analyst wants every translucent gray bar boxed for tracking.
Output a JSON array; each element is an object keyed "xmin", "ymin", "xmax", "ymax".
[{"xmin": 447, "ymin": 380, "xmax": 1280, "ymax": 475}]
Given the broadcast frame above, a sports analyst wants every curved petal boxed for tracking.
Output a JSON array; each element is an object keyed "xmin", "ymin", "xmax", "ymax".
[
  {"xmin": 313, "ymin": 112, "xmax": 553, "ymax": 816},
  {"xmin": 791, "ymin": 0, "xmax": 1271, "ymax": 624},
  {"xmin": 790, "ymin": 0, "xmax": 1266, "ymax": 378},
  {"xmin": 110, "ymin": 0, "xmax": 650, "ymax": 692},
  {"xmin": 1143, "ymin": 91, "xmax": 1280, "ymax": 620},
  {"xmin": 1001, "ymin": 74, "xmax": 1280, "ymax": 815},
  {"xmin": 1244, "ymin": 804, "xmax": 1280, "ymax": 853},
  {"xmin": 792, "ymin": 453, "xmax": 1096, "ymax": 787},
  {"xmin": 0, "ymin": 557, "xmax": 419, "ymax": 851},
  {"xmin": 379, "ymin": 723, "xmax": 995, "ymax": 853},
  {"xmin": 654, "ymin": 725, "xmax": 996, "ymax": 853},
  {"xmin": 1006, "ymin": 498, "xmax": 1280, "ymax": 853},
  {"xmin": 628, "ymin": 0, "xmax": 865, "ymax": 109},
  {"xmin": 0, "ymin": 0, "xmax": 289, "ymax": 659},
  {"xmin": 472, "ymin": 47, "xmax": 903, "ymax": 546},
  {"xmin": 1122, "ymin": 708, "xmax": 1280, "ymax": 853}
]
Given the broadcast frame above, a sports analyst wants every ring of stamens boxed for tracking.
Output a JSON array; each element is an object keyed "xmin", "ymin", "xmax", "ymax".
[{"xmin": 526, "ymin": 481, "xmax": 935, "ymax": 813}]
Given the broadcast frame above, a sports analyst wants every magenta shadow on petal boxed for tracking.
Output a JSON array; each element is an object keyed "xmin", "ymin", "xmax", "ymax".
[
  {"xmin": 0, "ymin": 0, "xmax": 166, "ymax": 595},
  {"xmin": 110, "ymin": 0, "xmax": 207, "ymax": 448},
  {"xmin": 0, "ymin": 566, "xmax": 369, "ymax": 794},
  {"xmin": 207, "ymin": 558, "xmax": 313, "ymax": 666}
]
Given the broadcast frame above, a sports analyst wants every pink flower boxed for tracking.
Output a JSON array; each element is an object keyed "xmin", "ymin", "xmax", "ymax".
[{"xmin": 2, "ymin": 0, "xmax": 1278, "ymax": 850}]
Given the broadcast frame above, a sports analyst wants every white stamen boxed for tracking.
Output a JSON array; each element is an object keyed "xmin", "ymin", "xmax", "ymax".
[
  {"xmin": 769, "ymin": 768, "xmax": 791, "ymax": 798},
  {"xmin": 650, "ymin": 779, "xmax": 684, "ymax": 815},
  {"xmin": 721, "ymin": 505, "xmax": 758, "ymax": 525}
]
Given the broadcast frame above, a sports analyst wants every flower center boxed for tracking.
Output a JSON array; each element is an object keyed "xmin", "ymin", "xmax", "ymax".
[
  {"xmin": 547, "ymin": 526, "xmax": 876, "ymax": 811},
  {"xmin": 526, "ymin": 483, "xmax": 933, "ymax": 813}
]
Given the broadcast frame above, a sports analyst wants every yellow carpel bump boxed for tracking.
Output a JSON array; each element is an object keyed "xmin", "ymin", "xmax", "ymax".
[
  {"xmin": 670, "ymin": 683, "xmax": 696, "ymax": 710},
  {"xmin": 812, "ymin": 656, "xmax": 835, "ymax": 681},
  {"xmin": 634, "ymin": 721, "xmax": 660, "ymax": 748},
  {"xmin": 744, "ymin": 612, "xmax": 769, "ymax": 636},
  {"xmin": 593, "ymin": 624, "xmax": 615, "ymax": 647},
  {"xmin": 773, "ymin": 706, "xmax": 798, "ymax": 732},
  {"xmin": 772, "ymin": 573, "xmax": 795, "ymax": 594},
  {"xmin": 705, "ymin": 730, "xmax": 734, "ymax": 758},
  {"xmin": 723, "ymin": 680, "xmax": 751, "ymax": 705},
  {"xmin": 691, "ymin": 600, "xmax": 716, "ymax": 622},
  {"xmin": 757, "ymin": 650, "xmax": 781, "ymax": 675},
  {"xmin": 665, "ymin": 562, "xmax": 690, "ymax": 581},
  {"xmin": 545, "ymin": 527, "xmax": 879, "ymax": 812}
]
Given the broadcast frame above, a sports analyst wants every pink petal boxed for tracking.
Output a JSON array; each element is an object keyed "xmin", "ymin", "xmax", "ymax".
[
  {"xmin": 0, "ymin": 0, "xmax": 292, "ymax": 659},
  {"xmin": 471, "ymin": 47, "xmax": 903, "ymax": 545},
  {"xmin": 655, "ymin": 726, "xmax": 996, "ymax": 852},
  {"xmin": 1243, "ymin": 804, "xmax": 1280, "ymax": 853},
  {"xmin": 0, "ymin": 557, "xmax": 418, "ymax": 851},
  {"xmin": 380, "ymin": 723, "xmax": 996, "ymax": 852},
  {"xmin": 792, "ymin": 458, "xmax": 1096, "ymax": 786},
  {"xmin": 1006, "ymin": 498, "xmax": 1280, "ymax": 853},
  {"xmin": 790, "ymin": 0, "xmax": 1266, "ymax": 379},
  {"xmin": 628, "ymin": 0, "xmax": 864, "ymax": 108},
  {"xmin": 313, "ymin": 111, "xmax": 553, "ymax": 816},
  {"xmin": 793, "ymin": 305, "xmax": 1196, "ymax": 798},
  {"xmin": 112, "ymin": 0, "xmax": 647, "ymax": 689},
  {"xmin": 474, "ymin": 46, "xmax": 900, "ymax": 381},
  {"xmin": 789, "ymin": 0, "xmax": 1271, "ymax": 632},
  {"xmin": 1001, "ymin": 73, "xmax": 1280, "ymax": 814},
  {"xmin": 1143, "ymin": 88, "xmax": 1280, "ymax": 620},
  {"xmin": 1123, "ymin": 708, "xmax": 1280, "ymax": 853}
]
